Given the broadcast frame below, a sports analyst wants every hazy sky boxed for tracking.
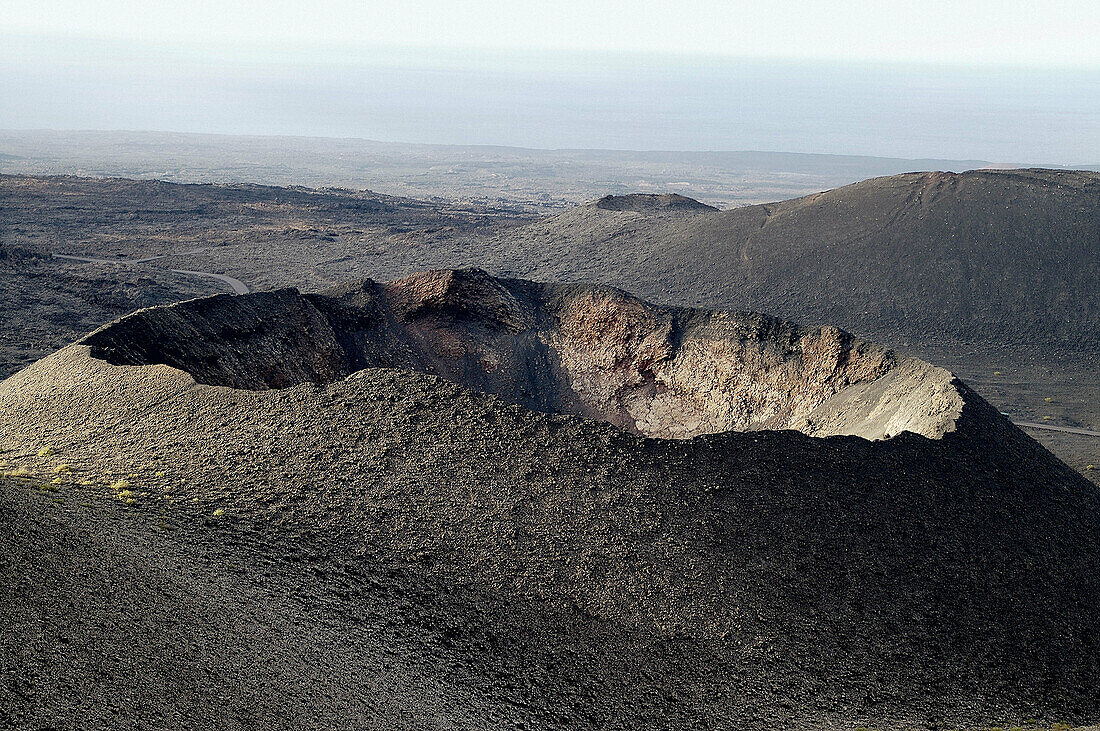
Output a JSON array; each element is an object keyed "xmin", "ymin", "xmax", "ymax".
[
  {"xmin": 6, "ymin": 0, "xmax": 1100, "ymax": 67},
  {"xmin": 3, "ymin": 2, "xmax": 1099, "ymax": 162}
]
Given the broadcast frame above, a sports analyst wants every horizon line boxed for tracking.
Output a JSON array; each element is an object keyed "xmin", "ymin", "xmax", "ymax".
[{"xmin": 7, "ymin": 127, "xmax": 1100, "ymax": 170}]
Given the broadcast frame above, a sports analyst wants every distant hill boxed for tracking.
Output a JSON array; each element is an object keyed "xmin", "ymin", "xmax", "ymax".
[
  {"xmin": 593, "ymin": 193, "xmax": 718, "ymax": 213},
  {"xmin": 484, "ymin": 169, "xmax": 1099, "ymax": 357}
]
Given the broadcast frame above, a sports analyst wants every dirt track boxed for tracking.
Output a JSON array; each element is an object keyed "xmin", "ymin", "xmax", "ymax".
[
  {"xmin": 52, "ymin": 253, "xmax": 250, "ymax": 295},
  {"xmin": 1016, "ymin": 422, "xmax": 1100, "ymax": 438}
]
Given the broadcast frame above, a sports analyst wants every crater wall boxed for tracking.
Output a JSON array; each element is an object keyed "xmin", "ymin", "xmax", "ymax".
[{"xmin": 82, "ymin": 269, "xmax": 964, "ymax": 440}]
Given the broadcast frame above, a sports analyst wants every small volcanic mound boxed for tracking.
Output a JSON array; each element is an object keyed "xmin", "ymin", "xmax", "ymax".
[
  {"xmin": 82, "ymin": 268, "xmax": 959, "ymax": 440},
  {"xmin": 593, "ymin": 193, "xmax": 717, "ymax": 213}
]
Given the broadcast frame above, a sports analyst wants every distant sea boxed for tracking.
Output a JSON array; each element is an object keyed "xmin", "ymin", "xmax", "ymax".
[{"xmin": 1, "ymin": 38, "xmax": 1097, "ymax": 165}]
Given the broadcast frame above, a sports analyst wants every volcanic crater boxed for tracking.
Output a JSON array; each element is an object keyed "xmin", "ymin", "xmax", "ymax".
[
  {"xmin": 3, "ymin": 269, "xmax": 1099, "ymax": 729},
  {"xmin": 82, "ymin": 268, "xmax": 962, "ymax": 441}
]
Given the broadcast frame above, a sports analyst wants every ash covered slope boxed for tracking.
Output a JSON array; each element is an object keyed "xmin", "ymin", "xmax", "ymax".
[
  {"xmin": 2, "ymin": 270, "xmax": 1099, "ymax": 729},
  {"xmin": 491, "ymin": 169, "xmax": 1100, "ymax": 355}
]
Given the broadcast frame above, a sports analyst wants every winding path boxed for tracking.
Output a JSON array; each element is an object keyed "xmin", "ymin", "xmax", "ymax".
[
  {"xmin": 167, "ymin": 269, "xmax": 250, "ymax": 295},
  {"xmin": 52, "ymin": 253, "xmax": 249, "ymax": 295},
  {"xmin": 1014, "ymin": 422, "xmax": 1100, "ymax": 438}
]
